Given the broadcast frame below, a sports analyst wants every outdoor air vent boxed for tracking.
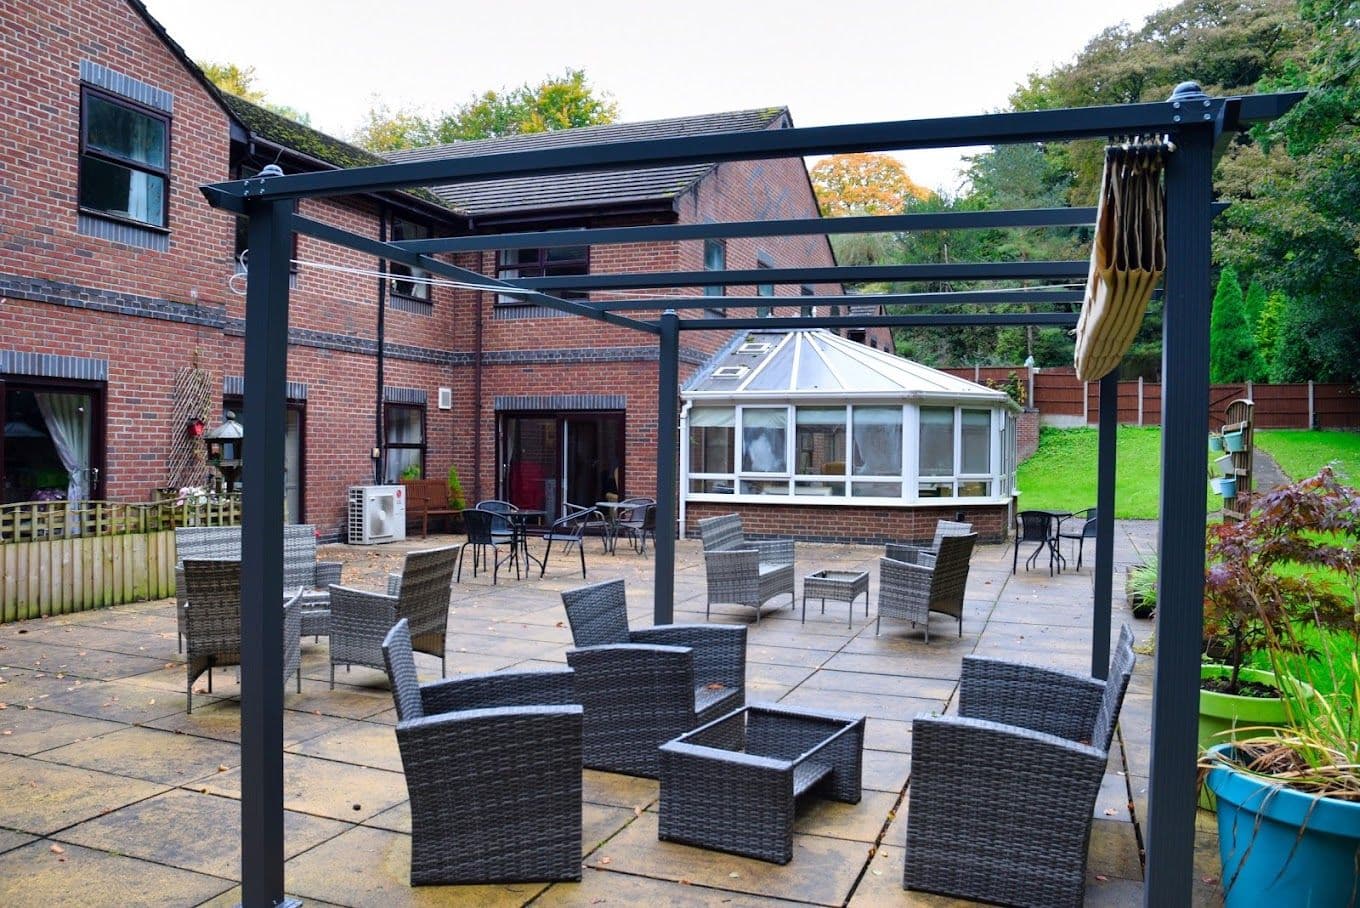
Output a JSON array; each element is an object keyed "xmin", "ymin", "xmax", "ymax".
[
  {"xmin": 712, "ymin": 366, "xmax": 750, "ymax": 379},
  {"xmin": 737, "ymin": 342, "xmax": 772, "ymax": 355}
]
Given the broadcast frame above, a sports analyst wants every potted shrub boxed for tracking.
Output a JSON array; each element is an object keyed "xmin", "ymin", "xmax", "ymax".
[
  {"xmin": 445, "ymin": 465, "xmax": 467, "ymax": 532},
  {"xmin": 1125, "ymin": 556, "xmax": 1157, "ymax": 619},
  {"xmin": 1202, "ymin": 611, "xmax": 1359, "ymax": 903},
  {"xmin": 1200, "ymin": 469, "xmax": 1359, "ymax": 799}
]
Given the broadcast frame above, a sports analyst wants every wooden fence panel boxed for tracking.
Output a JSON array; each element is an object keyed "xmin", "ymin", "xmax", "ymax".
[{"xmin": 0, "ymin": 530, "xmax": 176, "ymax": 621}]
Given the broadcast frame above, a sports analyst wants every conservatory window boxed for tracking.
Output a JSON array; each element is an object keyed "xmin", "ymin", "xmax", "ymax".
[
  {"xmin": 739, "ymin": 407, "xmax": 788, "ymax": 495},
  {"xmin": 795, "ymin": 406, "xmax": 846, "ymax": 496},
  {"xmin": 958, "ymin": 409, "xmax": 993, "ymax": 497},
  {"xmin": 688, "ymin": 408, "xmax": 735, "ymax": 494},
  {"xmin": 851, "ymin": 406, "xmax": 902, "ymax": 497},
  {"xmin": 918, "ymin": 406, "xmax": 955, "ymax": 497}
]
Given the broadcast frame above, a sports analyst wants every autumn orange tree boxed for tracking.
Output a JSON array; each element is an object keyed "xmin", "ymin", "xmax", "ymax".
[{"xmin": 809, "ymin": 153, "xmax": 932, "ymax": 217}]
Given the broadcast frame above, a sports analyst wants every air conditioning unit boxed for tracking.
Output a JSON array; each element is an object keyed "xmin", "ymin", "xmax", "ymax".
[{"xmin": 348, "ymin": 484, "xmax": 406, "ymax": 544}]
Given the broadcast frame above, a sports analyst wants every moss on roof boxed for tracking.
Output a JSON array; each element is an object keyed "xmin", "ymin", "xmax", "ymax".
[{"xmin": 219, "ymin": 94, "xmax": 456, "ymax": 212}]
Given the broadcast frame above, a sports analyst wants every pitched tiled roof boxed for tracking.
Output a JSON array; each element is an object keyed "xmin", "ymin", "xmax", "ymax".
[{"xmin": 385, "ymin": 108, "xmax": 789, "ymax": 218}]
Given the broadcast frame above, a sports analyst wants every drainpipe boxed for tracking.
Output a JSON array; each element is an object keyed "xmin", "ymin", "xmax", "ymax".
[
  {"xmin": 678, "ymin": 398, "xmax": 693, "ymax": 538},
  {"xmin": 374, "ymin": 209, "xmax": 388, "ymax": 484},
  {"xmin": 473, "ymin": 252, "xmax": 485, "ymax": 502}
]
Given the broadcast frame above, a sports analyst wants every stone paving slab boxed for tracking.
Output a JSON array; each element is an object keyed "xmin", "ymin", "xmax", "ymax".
[
  {"xmin": 198, "ymin": 751, "xmax": 407, "ymax": 824},
  {"xmin": 36, "ymin": 724, "xmax": 242, "ymax": 785},
  {"xmin": 54, "ymin": 787, "xmax": 351, "ymax": 880},
  {"xmin": 0, "ymin": 756, "xmax": 169, "ymax": 835},
  {"xmin": 0, "ymin": 839, "xmax": 235, "ymax": 907}
]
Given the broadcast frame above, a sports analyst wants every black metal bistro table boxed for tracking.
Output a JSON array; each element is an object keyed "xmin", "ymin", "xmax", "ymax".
[
  {"xmin": 505, "ymin": 508, "xmax": 547, "ymax": 576},
  {"xmin": 1035, "ymin": 510, "xmax": 1072, "ymax": 573}
]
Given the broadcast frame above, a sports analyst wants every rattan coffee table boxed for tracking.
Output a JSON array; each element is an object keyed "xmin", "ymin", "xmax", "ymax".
[
  {"xmin": 657, "ymin": 703, "xmax": 865, "ymax": 863},
  {"xmin": 802, "ymin": 569, "xmax": 870, "ymax": 627}
]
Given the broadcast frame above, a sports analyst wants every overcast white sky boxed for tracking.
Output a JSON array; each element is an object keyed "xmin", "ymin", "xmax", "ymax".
[{"xmin": 142, "ymin": 0, "xmax": 1175, "ymax": 193}]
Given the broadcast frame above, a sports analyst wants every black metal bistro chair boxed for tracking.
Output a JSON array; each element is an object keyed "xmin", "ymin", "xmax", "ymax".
[
  {"xmin": 1057, "ymin": 507, "xmax": 1098, "ymax": 571},
  {"xmin": 457, "ymin": 508, "xmax": 518, "ymax": 584}
]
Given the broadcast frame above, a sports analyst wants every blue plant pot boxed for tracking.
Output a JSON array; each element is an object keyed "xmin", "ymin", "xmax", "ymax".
[
  {"xmin": 1223, "ymin": 430, "xmax": 1246, "ymax": 453},
  {"xmin": 1205, "ymin": 744, "xmax": 1360, "ymax": 908},
  {"xmin": 1218, "ymin": 476, "xmax": 1237, "ymax": 497},
  {"xmin": 1209, "ymin": 433, "xmax": 1225, "ymax": 452}
]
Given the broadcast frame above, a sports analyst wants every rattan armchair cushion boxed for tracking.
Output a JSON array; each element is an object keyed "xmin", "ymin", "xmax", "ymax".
[
  {"xmin": 380, "ymin": 619, "xmax": 582, "ymax": 885},
  {"xmin": 561, "ymin": 579, "xmax": 746, "ymax": 777},
  {"xmin": 902, "ymin": 625, "xmax": 1136, "ymax": 907}
]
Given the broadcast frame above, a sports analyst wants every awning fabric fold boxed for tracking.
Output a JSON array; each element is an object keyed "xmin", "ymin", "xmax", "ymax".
[{"xmin": 1073, "ymin": 144, "xmax": 1167, "ymax": 381}]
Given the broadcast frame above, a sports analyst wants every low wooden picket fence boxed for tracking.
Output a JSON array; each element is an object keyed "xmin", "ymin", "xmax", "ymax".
[{"xmin": 0, "ymin": 497, "xmax": 242, "ymax": 623}]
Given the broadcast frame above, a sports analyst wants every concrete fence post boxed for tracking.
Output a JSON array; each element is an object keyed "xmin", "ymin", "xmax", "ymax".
[
  {"xmin": 1083, "ymin": 381, "xmax": 1090, "ymax": 425},
  {"xmin": 1138, "ymin": 377, "xmax": 1145, "ymax": 426},
  {"xmin": 1308, "ymin": 380, "xmax": 1316, "ymax": 428},
  {"xmin": 1246, "ymin": 379, "xmax": 1253, "ymax": 402}
]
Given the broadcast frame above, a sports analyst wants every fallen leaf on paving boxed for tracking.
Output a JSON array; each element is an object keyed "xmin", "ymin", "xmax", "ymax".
[
  {"xmin": 1104, "ymin": 808, "xmax": 1118, "ymax": 816},
  {"xmin": 217, "ymin": 764, "xmax": 229, "ymax": 772},
  {"xmin": 728, "ymin": 871, "xmax": 740, "ymax": 878},
  {"xmin": 50, "ymin": 844, "xmax": 65, "ymax": 855},
  {"xmin": 1095, "ymin": 874, "xmax": 1108, "ymax": 882},
  {"xmin": 679, "ymin": 879, "xmax": 691, "ymax": 885},
  {"xmin": 2, "ymin": 730, "xmax": 12, "ymax": 735},
  {"xmin": 872, "ymin": 869, "xmax": 882, "ymax": 876},
  {"xmin": 200, "ymin": 787, "xmax": 209, "ymax": 794},
  {"xmin": 147, "ymin": 699, "xmax": 156, "ymax": 705},
  {"xmin": 632, "ymin": 806, "xmax": 643, "ymax": 818},
  {"xmin": 599, "ymin": 856, "xmax": 611, "ymax": 865},
  {"xmin": 352, "ymin": 803, "xmax": 362, "ymax": 811},
  {"xmin": 705, "ymin": 682, "xmax": 725, "ymax": 690}
]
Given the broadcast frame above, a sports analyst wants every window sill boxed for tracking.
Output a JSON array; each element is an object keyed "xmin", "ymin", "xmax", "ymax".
[{"xmin": 78, "ymin": 207, "xmax": 169, "ymax": 235}]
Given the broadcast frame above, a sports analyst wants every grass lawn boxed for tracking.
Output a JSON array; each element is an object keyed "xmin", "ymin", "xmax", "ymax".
[
  {"xmin": 1016, "ymin": 426, "xmax": 1216, "ymax": 519},
  {"xmin": 1253, "ymin": 429, "xmax": 1360, "ymax": 482}
]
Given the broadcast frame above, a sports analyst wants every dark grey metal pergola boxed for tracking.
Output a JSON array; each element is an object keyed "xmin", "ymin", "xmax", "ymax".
[{"xmin": 202, "ymin": 84, "xmax": 1301, "ymax": 908}]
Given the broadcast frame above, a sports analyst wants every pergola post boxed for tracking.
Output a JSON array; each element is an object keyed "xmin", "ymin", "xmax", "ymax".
[
  {"xmin": 239, "ymin": 192, "xmax": 297, "ymax": 908},
  {"xmin": 1092, "ymin": 371, "xmax": 1118, "ymax": 678},
  {"xmin": 1144, "ymin": 118, "xmax": 1215, "ymax": 907},
  {"xmin": 653, "ymin": 309, "xmax": 680, "ymax": 625}
]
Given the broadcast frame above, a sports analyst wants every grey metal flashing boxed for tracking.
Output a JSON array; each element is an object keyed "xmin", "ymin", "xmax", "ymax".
[
  {"xmin": 224, "ymin": 376, "xmax": 307, "ymax": 401},
  {"xmin": 493, "ymin": 303, "xmax": 573, "ymax": 320},
  {"xmin": 388, "ymin": 295, "xmax": 432, "ymax": 316},
  {"xmin": 0, "ymin": 350, "xmax": 108, "ymax": 381},
  {"xmin": 80, "ymin": 59, "xmax": 173, "ymax": 112},
  {"xmin": 77, "ymin": 213, "xmax": 171, "ymax": 251},
  {"xmin": 383, "ymin": 386, "xmax": 427, "ymax": 405},
  {"xmin": 481, "ymin": 345, "xmax": 707, "ymax": 367},
  {"xmin": 493, "ymin": 393, "xmax": 626, "ymax": 412}
]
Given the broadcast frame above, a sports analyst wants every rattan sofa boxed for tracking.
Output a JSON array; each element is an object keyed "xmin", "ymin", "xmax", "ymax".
[
  {"xmin": 381, "ymin": 618, "xmax": 582, "ymax": 884},
  {"xmin": 696, "ymin": 514, "xmax": 795, "ymax": 623}
]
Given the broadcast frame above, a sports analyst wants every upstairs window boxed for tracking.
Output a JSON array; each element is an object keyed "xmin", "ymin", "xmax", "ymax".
[
  {"xmin": 756, "ymin": 256, "xmax": 775, "ymax": 318},
  {"xmin": 79, "ymin": 88, "xmax": 169, "ymax": 229},
  {"xmin": 390, "ymin": 217, "xmax": 433, "ymax": 301},
  {"xmin": 497, "ymin": 246, "xmax": 589, "ymax": 305},
  {"xmin": 703, "ymin": 238, "xmax": 726, "ymax": 317}
]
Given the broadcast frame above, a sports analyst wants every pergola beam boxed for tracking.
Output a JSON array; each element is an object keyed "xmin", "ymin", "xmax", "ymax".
[
  {"xmin": 203, "ymin": 97, "xmax": 1272, "ymax": 205},
  {"xmin": 673, "ymin": 312, "xmax": 1080, "ymax": 330},
  {"xmin": 598, "ymin": 289, "xmax": 1088, "ymax": 312}
]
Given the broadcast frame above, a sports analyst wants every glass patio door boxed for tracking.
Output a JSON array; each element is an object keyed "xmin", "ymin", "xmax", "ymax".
[{"xmin": 500, "ymin": 412, "xmax": 624, "ymax": 519}]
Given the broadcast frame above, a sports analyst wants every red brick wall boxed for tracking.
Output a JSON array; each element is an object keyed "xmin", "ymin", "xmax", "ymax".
[
  {"xmin": 1017, "ymin": 408, "xmax": 1040, "ymax": 461},
  {"xmin": 684, "ymin": 501, "xmax": 1010, "ymax": 545}
]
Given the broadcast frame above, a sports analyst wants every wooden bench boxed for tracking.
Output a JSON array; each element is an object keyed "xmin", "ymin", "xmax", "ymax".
[{"xmin": 402, "ymin": 479, "xmax": 456, "ymax": 537}]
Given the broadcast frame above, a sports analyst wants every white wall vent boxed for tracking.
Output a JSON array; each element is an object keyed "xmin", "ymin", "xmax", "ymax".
[
  {"xmin": 437, "ymin": 387, "xmax": 452, "ymax": 410},
  {"xmin": 712, "ymin": 366, "xmax": 750, "ymax": 379}
]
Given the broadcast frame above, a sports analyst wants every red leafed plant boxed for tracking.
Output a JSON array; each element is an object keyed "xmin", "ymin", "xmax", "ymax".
[{"xmin": 1202, "ymin": 467, "xmax": 1360, "ymax": 695}]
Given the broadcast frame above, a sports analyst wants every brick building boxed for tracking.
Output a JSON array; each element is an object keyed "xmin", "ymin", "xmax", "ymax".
[{"xmin": 1, "ymin": 0, "xmax": 887, "ymax": 539}]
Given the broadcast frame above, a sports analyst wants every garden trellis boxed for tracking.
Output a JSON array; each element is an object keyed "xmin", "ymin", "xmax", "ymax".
[{"xmin": 203, "ymin": 82, "xmax": 1302, "ymax": 908}]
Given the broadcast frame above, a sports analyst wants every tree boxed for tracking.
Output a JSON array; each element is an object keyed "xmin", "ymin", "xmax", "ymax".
[
  {"xmin": 810, "ymin": 153, "xmax": 932, "ymax": 217},
  {"xmin": 199, "ymin": 59, "xmax": 310, "ymax": 124},
  {"xmin": 1210, "ymin": 266, "xmax": 1261, "ymax": 382},
  {"xmin": 352, "ymin": 69, "xmax": 618, "ymax": 151},
  {"xmin": 1242, "ymin": 281, "xmax": 1269, "ymax": 379},
  {"xmin": 1254, "ymin": 290, "xmax": 1286, "ymax": 379},
  {"xmin": 200, "ymin": 61, "xmax": 265, "ymax": 102}
]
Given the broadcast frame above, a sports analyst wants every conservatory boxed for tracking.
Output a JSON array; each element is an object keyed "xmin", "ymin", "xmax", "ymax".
[{"xmin": 681, "ymin": 329, "xmax": 1020, "ymax": 542}]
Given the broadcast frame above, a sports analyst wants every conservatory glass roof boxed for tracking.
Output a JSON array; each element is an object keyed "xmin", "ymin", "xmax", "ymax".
[{"xmin": 684, "ymin": 329, "xmax": 1012, "ymax": 402}]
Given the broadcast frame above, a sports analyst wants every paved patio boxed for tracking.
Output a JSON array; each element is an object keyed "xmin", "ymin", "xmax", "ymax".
[{"xmin": 0, "ymin": 524, "xmax": 1222, "ymax": 906}]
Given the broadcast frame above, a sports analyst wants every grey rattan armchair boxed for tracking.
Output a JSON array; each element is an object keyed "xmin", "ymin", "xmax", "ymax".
[
  {"xmin": 381, "ymin": 619, "xmax": 582, "ymax": 884},
  {"xmin": 697, "ymin": 513, "xmax": 795, "ymax": 623},
  {"xmin": 329, "ymin": 546, "xmax": 457, "ymax": 688},
  {"xmin": 175, "ymin": 525, "xmax": 339, "ymax": 650},
  {"xmin": 903, "ymin": 625, "xmax": 1136, "ymax": 908},
  {"xmin": 885, "ymin": 518, "xmax": 973, "ymax": 568},
  {"xmin": 876, "ymin": 532, "xmax": 976, "ymax": 641},
  {"xmin": 182, "ymin": 560, "xmax": 303, "ymax": 713},
  {"xmin": 561, "ymin": 579, "xmax": 746, "ymax": 777}
]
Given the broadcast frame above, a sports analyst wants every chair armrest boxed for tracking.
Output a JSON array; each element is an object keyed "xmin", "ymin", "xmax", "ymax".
[
  {"xmin": 396, "ymin": 705, "xmax": 582, "ymax": 768},
  {"xmin": 658, "ymin": 738, "xmax": 791, "ymax": 773},
  {"xmin": 386, "ymin": 572, "xmax": 402, "ymax": 597},
  {"xmin": 885, "ymin": 543, "xmax": 931, "ymax": 564},
  {"xmin": 632, "ymin": 624, "xmax": 746, "ymax": 691},
  {"xmin": 704, "ymin": 548, "xmax": 760, "ymax": 572},
  {"xmin": 420, "ymin": 667, "xmax": 577, "ymax": 714},
  {"xmin": 175, "ymin": 567, "xmax": 187, "ymax": 608},
  {"xmin": 753, "ymin": 538, "xmax": 794, "ymax": 566},
  {"xmin": 566, "ymin": 643, "xmax": 695, "ymax": 702},
  {"xmin": 958, "ymin": 657, "xmax": 1106, "ymax": 742},
  {"xmin": 315, "ymin": 561, "xmax": 343, "ymax": 588}
]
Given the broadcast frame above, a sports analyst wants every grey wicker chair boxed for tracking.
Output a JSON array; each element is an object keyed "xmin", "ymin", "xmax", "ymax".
[
  {"xmin": 174, "ymin": 525, "xmax": 340, "ymax": 650},
  {"xmin": 885, "ymin": 518, "xmax": 973, "ymax": 568},
  {"xmin": 328, "ymin": 546, "xmax": 457, "ymax": 688},
  {"xmin": 903, "ymin": 625, "xmax": 1137, "ymax": 907},
  {"xmin": 561, "ymin": 578, "xmax": 746, "ymax": 777},
  {"xmin": 876, "ymin": 532, "xmax": 976, "ymax": 641},
  {"xmin": 182, "ymin": 560, "xmax": 304, "ymax": 713},
  {"xmin": 381, "ymin": 619, "xmax": 582, "ymax": 884},
  {"xmin": 697, "ymin": 513, "xmax": 795, "ymax": 623}
]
